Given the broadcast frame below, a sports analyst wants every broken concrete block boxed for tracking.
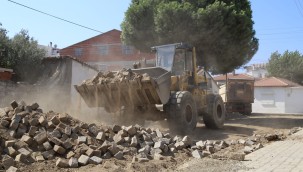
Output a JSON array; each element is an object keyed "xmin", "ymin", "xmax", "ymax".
[
  {"xmin": 108, "ymin": 143, "xmax": 120, "ymax": 155},
  {"xmin": 50, "ymin": 129, "xmax": 61, "ymax": 138},
  {"xmin": 175, "ymin": 141, "xmax": 185, "ymax": 150},
  {"xmin": 80, "ymin": 123, "xmax": 89, "ymax": 129},
  {"xmin": 66, "ymin": 151, "xmax": 75, "ymax": 159},
  {"xmin": 34, "ymin": 132, "xmax": 48, "ymax": 144},
  {"xmin": 50, "ymin": 116, "xmax": 60, "ymax": 125},
  {"xmin": 36, "ymin": 155, "xmax": 44, "ymax": 162},
  {"xmin": 0, "ymin": 119, "xmax": 10, "ymax": 128},
  {"xmin": 28, "ymin": 126, "xmax": 37, "ymax": 137},
  {"xmin": 154, "ymin": 141, "xmax": 165, "ymax": 150},
  {"xmin": 85, "ymin": 148, "xmax": 95, "ymax": 157},
  {"xmin": 218, "ymin": 140, "xmax": 229, "ymax": 149},
  {"xmin": 182, "ymin": 136, "xmax": 192, "ymax": 146},
  {"xmin": 89, "ymin": 156, "xmax": 103, "ymax": 164},
  {"xmin": 13, "ymin": 141, "xmax": 27, "ymax": 150},
  {"xmin": 130, "ymin": 136, "xmax": 138, "ymax": 147},
  {"xmin": 114, "ymin": 151, "xmax": 124, "ymax": 160},
  {"xmin": 29, "ymin": 118, "xmax": 39, "ymax": 126},
  {"xmin": 43, "ymin": 141, "xmax": 53, "ymax": 151},
  {"xmin": 113, "ymin": 133, "xmax": 125, "ymax": 145},
  {"xmin": 53, "ymin": 145, "xmax": 66, "ymax": 155},
  {"xmin": 192, "ymin": 150, "xmax": 203, "ymax": 159},
  {"xmin": 78, "ymin": 136, "xmax": 87, "ymax": 144},
  {"xmin": 78, "ymin": 155, "xmax": 90, "ymax": 166},
  {"xmin": 112, "ymin": 124, "xmax": 122, "ymax": 133},
  {"xmin": 59, "ymin": 113, "xmax": 69, "ymax": 123},
  {"xmin": 42, "ymin": 150, "xmax": 55, "ymax": 160},
  {"xmin": 196, "ymin": 140, "xmax": 205, "ymax": 149},
  {"xmin": 9, "ymin": 130, "xmax": 16, "ymax": 138},
  {"xmin": 15, "ymin": 154, "xmax": 27, "ymax": 163},
  {"xmin": 5, "ymin": 140, "xmax": 16, "ymax": 147},
  {"xmin": 126, "ymin": 125, "xmax": 137, "ymax": 136},
  {"xmin": 62, "ymin": 139, "xmax": 73, "ymax": 150},
  {"xmin": 96, "ymin": 132, "xmax": 106, "ymax": 141},
  {"xmin": 206, "ymin": 145, "xmax": 215, "ymax": 154},
  {"xmin": 100, "ymin": 140, "xmax": 111, "ymax": 152},
  {"xmin": 69, "ymin": 157, "xmax": 78, "ymax": 168},
  {"xmin": 30, "ymin": 103, "xmax": 39, "ymax": 110},
  {"xmin": 102, "ymin": 152, "xmax": 112, "ymax": 159},
  {"xmin": 16, "ymin": 124, "xmax": 27, "ymax": 137},
  {"xmin": 20, "ymin": 135, "xmax": 33, "ymax": 145},
  {"xmin": 18, "ymin": 148, "xmax": 31, "ymax": 156},
  {"xmin": 155, "ymin": 129, "xmax": 163, "ymax": 138},
  {"xmin": 56, "ymin": 158, "xmax": 69, "ymax": 168},
  {"xmin": 10, "ymin": 100, "xmax": 18, "ymax": 109},
  {"xmin": 6, "ymin": 166, "xmax": 19, "ymax": 172},
  {"xmin": 38, "ymin": 116, "xmax": 47, "ymax": 126},
  {"xmin": 2, "ymin": 155, "xmax": 15, "ymax": 169},
  {"xmin": 6, "ymin": 147, "xmax": 18, "ymax": 157},
  {"xmin": 88, "ymin": 124, "xmax": 99, "ymax": 136},
  {"xmin": 64, "ymin": 126, "xmax": 72, "ymax": 136},
  {"xmin": 48, "ymin": 136, "xmax": 62, "ymax": 146}
]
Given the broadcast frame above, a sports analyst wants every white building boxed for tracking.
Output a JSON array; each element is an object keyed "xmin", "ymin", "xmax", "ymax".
[
  {"xmin": 253, "ymin": 77, "xmax": 303, "ymax": 114},
  {"xmin": 38, "ymin": 42, "xmax": 60, "ymax": 57},
  {"xmin": 244, "ymin": 63, "xmax": 268, "ymax": 79}
]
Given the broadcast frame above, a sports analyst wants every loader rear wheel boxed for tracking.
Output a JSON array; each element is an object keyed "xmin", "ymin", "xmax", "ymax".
[
  {"xmin": 203, "ymin": 95, "xmax": 225, "ymax": 129},
  {"xmin": 168, "ymin": 91, "xmax": 197, "ymax": 134}
]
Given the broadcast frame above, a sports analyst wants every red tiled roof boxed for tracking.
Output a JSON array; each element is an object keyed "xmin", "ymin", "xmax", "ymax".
[
  {"xmin": 254, "ymin": 77, "xmax": 302, "ymax": 87},
  {"xmin": 213, "ymin": 73, "xmax": 254, "ymax": 81}
]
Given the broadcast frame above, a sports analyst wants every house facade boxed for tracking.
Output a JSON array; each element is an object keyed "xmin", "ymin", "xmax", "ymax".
[
  {"xmin": 252, "ymin": 77, "xmax": 303, "ymax": 114},
  {"xmin": 60, "ymin": 29, "xmax": 154, "ymax": 71}
]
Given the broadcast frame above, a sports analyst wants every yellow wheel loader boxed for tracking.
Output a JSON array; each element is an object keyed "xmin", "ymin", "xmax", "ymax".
[{"xmin": 75, "ymin": 43, "xmax": 225, "ymax": 133}]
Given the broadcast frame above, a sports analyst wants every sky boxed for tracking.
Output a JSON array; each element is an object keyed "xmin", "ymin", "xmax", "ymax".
[{"xmin": 1, "ymin": 0, "xmax": 303, "ymax": 70}]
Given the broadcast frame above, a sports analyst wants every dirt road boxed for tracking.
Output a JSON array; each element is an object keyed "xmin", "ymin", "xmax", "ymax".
[{"xmin": 14, "ymin": 112, "xmax": 303, "ymax": 172}]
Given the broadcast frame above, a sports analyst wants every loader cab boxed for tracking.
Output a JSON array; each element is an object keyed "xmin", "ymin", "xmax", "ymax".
[{"xmin": 153, "ymin": 43, "xmax": 194, "ymax": 75}]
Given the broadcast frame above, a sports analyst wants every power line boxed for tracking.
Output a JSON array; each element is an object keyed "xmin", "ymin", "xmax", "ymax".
[
  {"xmin": 7, "ymin": 0, "xmax": 104, "ymax": 34},
  {"xmin": 294, "ymin": 0, "xmax": 303, "ymax": 18}
]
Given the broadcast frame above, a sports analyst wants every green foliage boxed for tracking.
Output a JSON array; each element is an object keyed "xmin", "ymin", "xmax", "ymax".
[
  {"xmin": 267, "ymin": 51, "xmax": 303, "ymax": 85},
  {"xmin": 121, "ymin": 0, "xmax": 258, "ymax": 73},
  {"xmin": 0, "ymin": 25, "xmax": 45, "ymax": 83}
]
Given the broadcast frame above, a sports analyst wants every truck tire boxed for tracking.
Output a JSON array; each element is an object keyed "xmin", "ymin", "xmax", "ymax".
[
  {"xmin": 203, "ymin": 95, "xmax": 225, "ymax": 129},
  {"xmin": 168, "ymin": 91, "xmax": 197, "ymax": 134}
]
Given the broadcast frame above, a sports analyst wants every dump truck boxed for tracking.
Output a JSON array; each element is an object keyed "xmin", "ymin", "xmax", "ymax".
[
  {"xmin": 219, "ymin": 78, "xmax": 254, "ymax": 115},
  {"xmin": 75, "ymin": 43, "xmax": 225, "ymax": 133}
]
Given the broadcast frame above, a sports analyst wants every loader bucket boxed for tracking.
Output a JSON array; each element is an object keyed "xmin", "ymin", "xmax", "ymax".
[{"xmin": 74, "ymin": 67, "xmax": 171, "ymax": 112}]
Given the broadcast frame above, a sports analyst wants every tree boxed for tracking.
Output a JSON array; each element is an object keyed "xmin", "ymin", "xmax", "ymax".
[
  {"xmin": 0, "ymin": 25, "xmax": 45, "ymax": 83},
  {"xmin": 267, "ymin": 51, "xmax": 303, "ymax": 85},
  {"xmin": 121, "ymin": 0, "xmax": 258, "ymax": 73}
]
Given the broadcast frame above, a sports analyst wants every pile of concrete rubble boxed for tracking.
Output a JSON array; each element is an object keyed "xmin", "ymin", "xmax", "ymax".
[
  {"xmin": 84, "ymin": 68, "xmax": 149, "ymax": 85},
  {"xmin": 0, "ymin": 100, "xmax": 267, "ymax": 171}
]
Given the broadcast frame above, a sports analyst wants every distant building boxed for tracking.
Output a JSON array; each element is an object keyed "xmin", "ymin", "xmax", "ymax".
[
  {"xmin": 244, "ymin": 63, "xmax": 268, "ymax": 79},
  {"xmin": 59, "ymin": 29, "xmax": 154, "ymax": 71},
  {"xmin": 253, "ymin": 77, "xmax": 303, "ymax": 114},
  {"xmin": 38, "ymin": 42, "xmax": 60, "ymax": 57}
]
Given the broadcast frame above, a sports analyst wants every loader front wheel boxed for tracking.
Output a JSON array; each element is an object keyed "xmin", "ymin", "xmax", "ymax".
[
  {"xmin": 168, "ymin": 91, "xmax": 197, "ymax": 134},
  {"xmin": 203, "ymin": 95, "xmax": 225, "ymax": 129}
]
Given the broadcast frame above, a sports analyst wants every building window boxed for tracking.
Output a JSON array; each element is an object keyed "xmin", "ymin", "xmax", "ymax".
[
  {"xmin": 74, "ymin": 48, "xmax": 83, "ymax": 57},
  {"xmin": 99, "ymin": 45, "xmax": 109, "ymax": 56},
  {"xmin": 122, "ymin": 45, "xmax": 133, "ymax": 55}
]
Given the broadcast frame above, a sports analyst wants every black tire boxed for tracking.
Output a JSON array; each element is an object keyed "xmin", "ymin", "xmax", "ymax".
[
  {"xmin": 203, "ymin": 94, "xmax": 226, "ymax": 129},
  {"xmin": 168, "ymin": 91, "xmax": 198, "ymax": 134},
  {"xmin": 244, "ymin": 104, "xmax": 252, "ymax": 115}
]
